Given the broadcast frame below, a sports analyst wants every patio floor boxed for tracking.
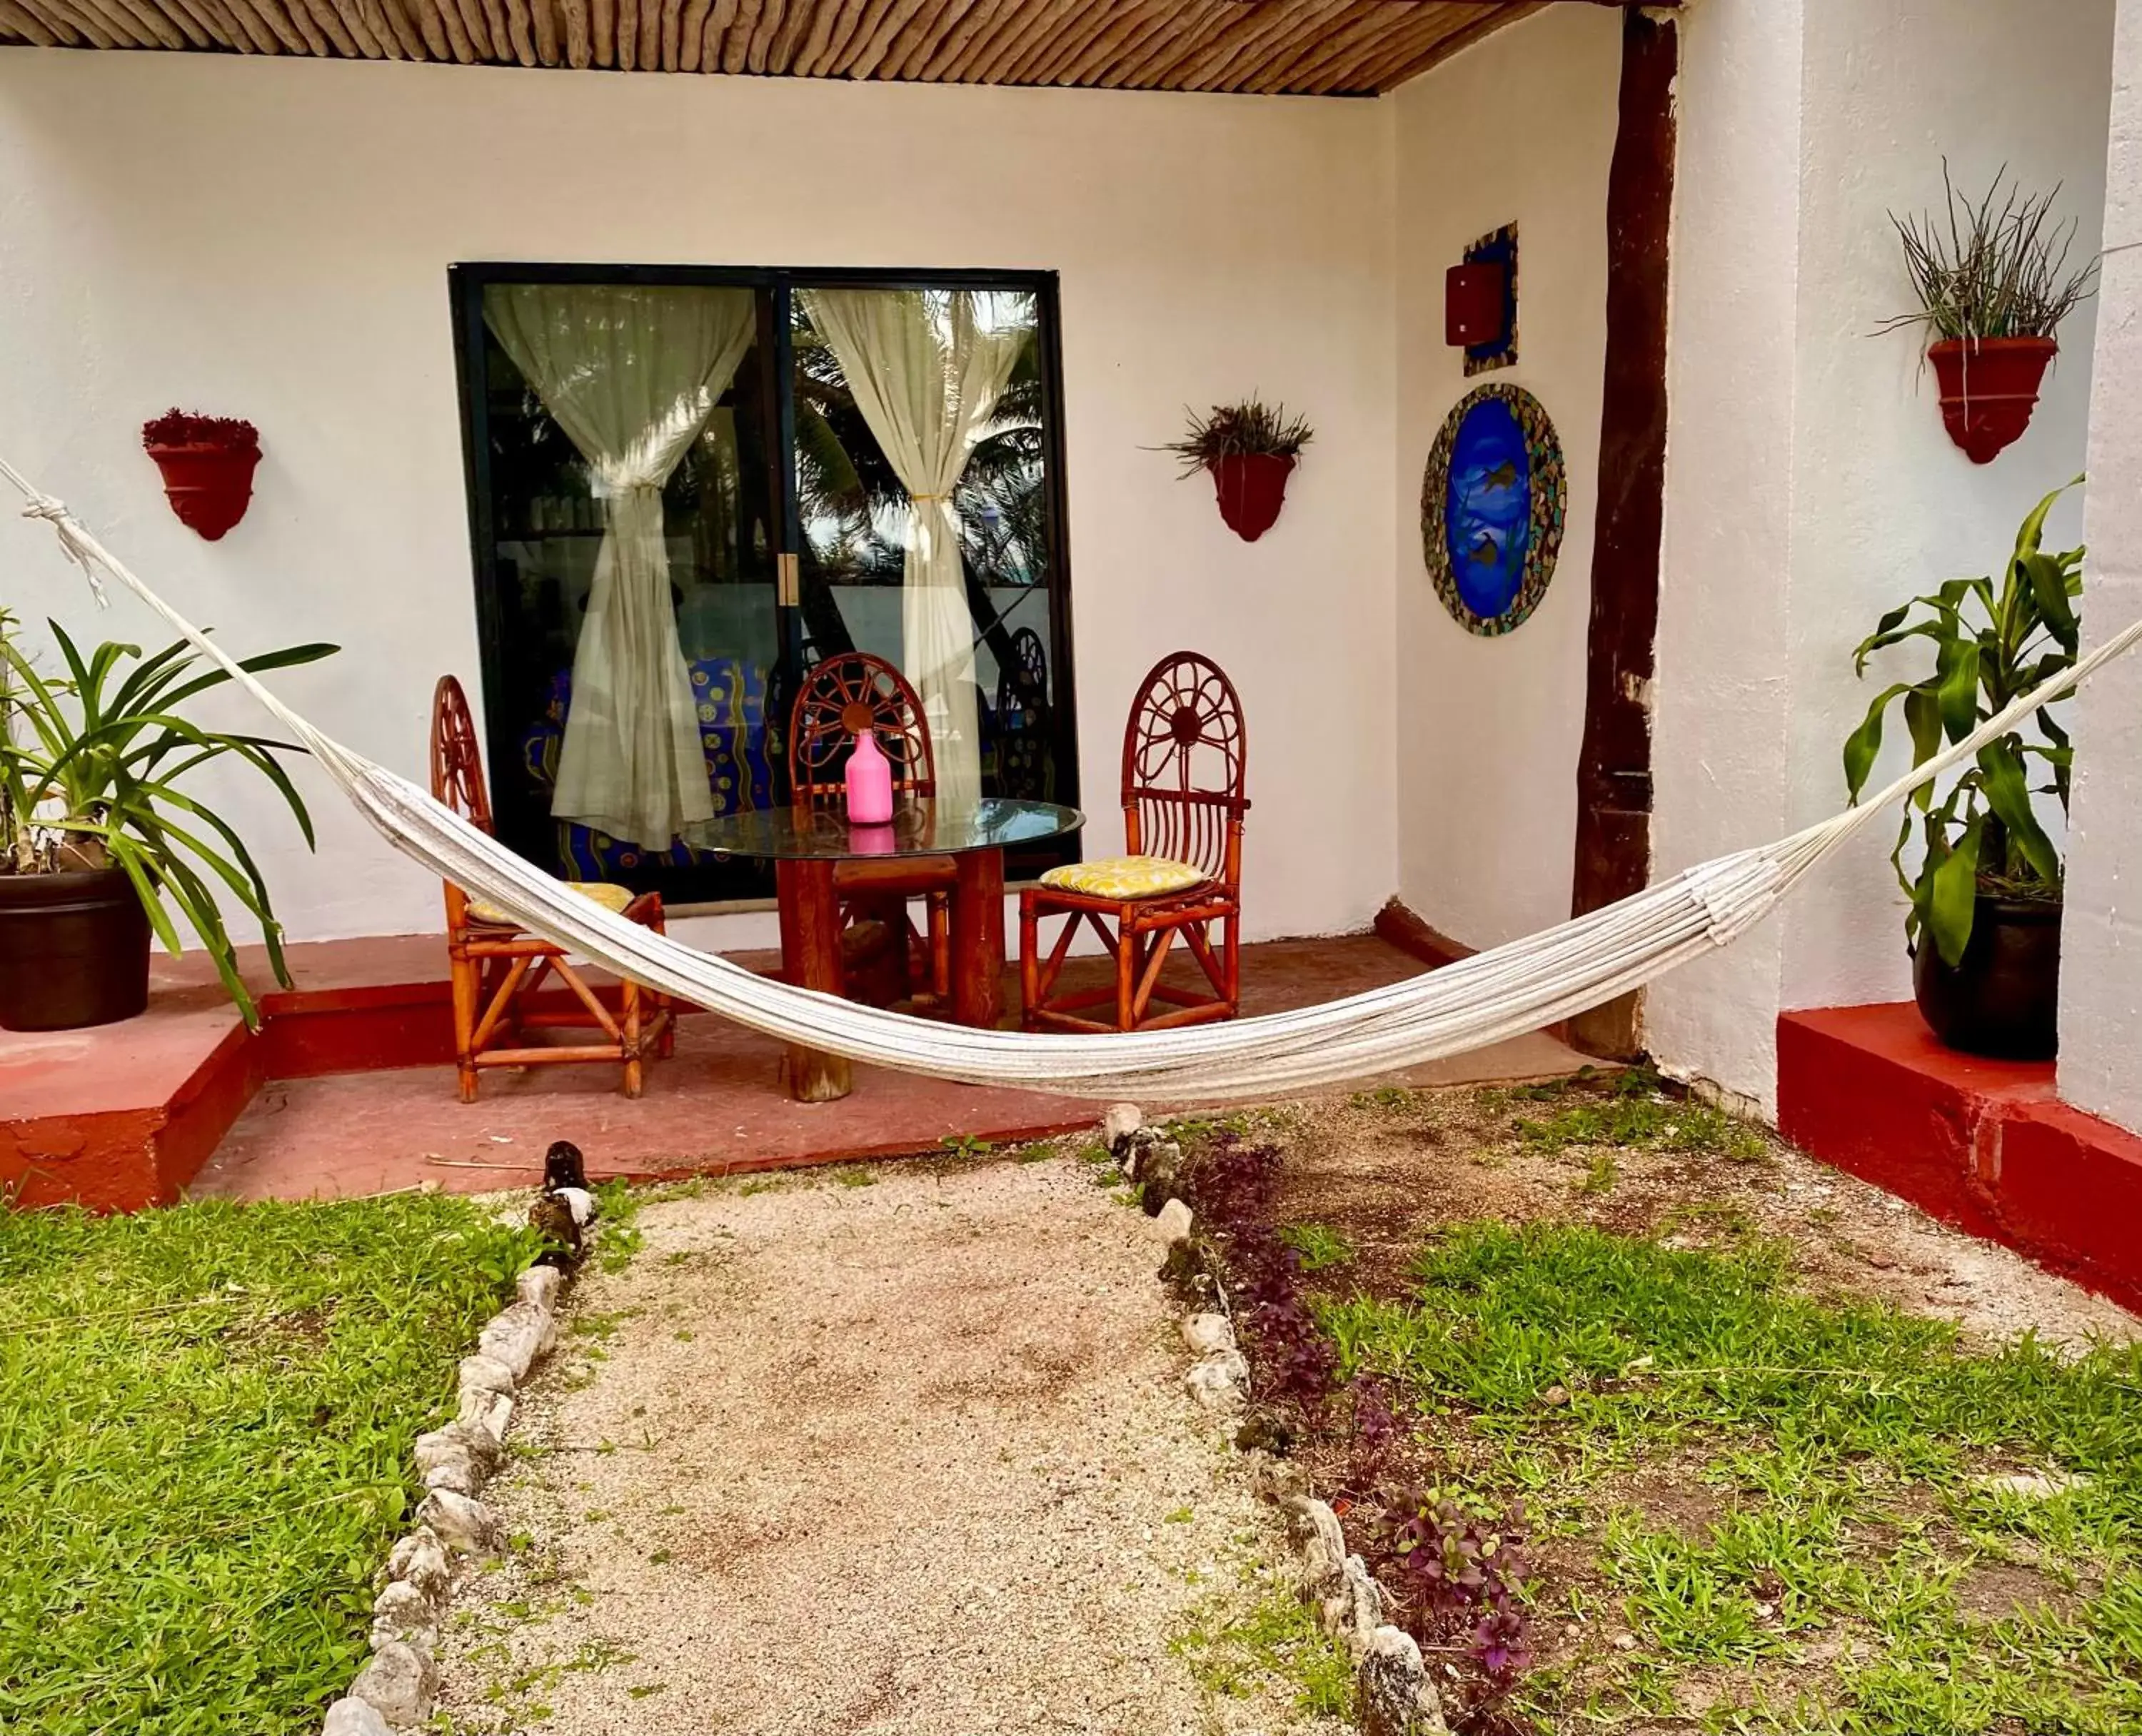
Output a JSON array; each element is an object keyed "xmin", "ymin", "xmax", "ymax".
[{"xmin": 189, "ymin": 934, "xmax": 1581, "ymax": 1203}]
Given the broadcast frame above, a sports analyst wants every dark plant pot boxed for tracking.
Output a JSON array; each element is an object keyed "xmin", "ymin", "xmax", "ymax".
[
  {"xmin": 0, "ymin": 867, "xmax": 151, "ymax": 1031},
  {"xmin": 1210, "ymin": 452, "xmax": 1296, "ymax": 542},
  {"xmin": 1926, "ymin": 337, "xmax": 2056, "ymax": 465},
  {"xmin": 146, "ymin": 442, "xmax": 261, "ymax": 540},
  {"xmin": 1911, "ymin": 894, "xmax": 2060, "ymax": 1060}
]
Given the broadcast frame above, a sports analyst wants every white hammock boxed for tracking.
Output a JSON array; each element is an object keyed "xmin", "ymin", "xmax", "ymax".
[{"xmin": 11, "ymin": 455, "xmax": 2138, "ymax": 1103}]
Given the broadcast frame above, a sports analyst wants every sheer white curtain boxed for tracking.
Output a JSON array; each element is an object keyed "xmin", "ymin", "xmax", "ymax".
[
  {"xmin": 483, "ymin": 283, "xmax": 757, "ymax": 847},
  {"xmin": 799, "ymin": 288, "xmax": 1029, "ymax": 809}
]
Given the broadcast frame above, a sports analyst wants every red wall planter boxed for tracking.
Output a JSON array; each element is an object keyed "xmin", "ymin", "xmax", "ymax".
[
  {"xmin": 1210, "ymin": 452, "xmax": 1296, "ymax": 542},
  {"xmin": 145, "ymin": 443, "xmax": 260, "ymax": 540},
  {"xmin": 1928, "ymin": 336, "xmax": 2057, "ymax": 465}
]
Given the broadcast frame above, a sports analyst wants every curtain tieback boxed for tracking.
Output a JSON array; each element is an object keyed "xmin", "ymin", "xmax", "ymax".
[{"xmin": 909, "ymin": 492, "xmax": 952, "ymax": 504}]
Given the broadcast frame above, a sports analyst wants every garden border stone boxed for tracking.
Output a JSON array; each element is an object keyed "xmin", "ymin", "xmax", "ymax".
[
  {"xmin": 323, "ymin": 1164, "xmax": 597, "ymax": 1735},
  {"xmin": 1102, "ymin": 1111, "xmax": 1452, "ymax": 1736}
]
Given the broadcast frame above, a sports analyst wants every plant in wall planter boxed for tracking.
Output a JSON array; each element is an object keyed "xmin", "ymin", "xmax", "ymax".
[
  {"xmin": 142, "ymin": 408, "xmax": 262, "ymax": 540},
  {"xmin": 1163, "ymin": 398, "xmax": 1313, "ymax": 542},
  {"xmin": 1843, "ymin": 479, "xmax": 2081, "ymax": 1059},
  {"xmin": 1885, "ymin": 167, "xmax": 2098, "ymax": 465},
  {"xmin": 0, "ymin": 609, "xmax": 335, "ymax": 1031}
]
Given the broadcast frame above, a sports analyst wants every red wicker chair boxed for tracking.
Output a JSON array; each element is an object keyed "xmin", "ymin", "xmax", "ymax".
[
  {"xmin": 430, "ymin": 675, "xmax": 672, "ymax": 1102},
  {"xmin": 788, "ymin": 651, "xmax": 953, "ymax": 1006},
  {"xmin": 1020, "ymin": 652, "xmax": 1248, "ymax": 1031}
]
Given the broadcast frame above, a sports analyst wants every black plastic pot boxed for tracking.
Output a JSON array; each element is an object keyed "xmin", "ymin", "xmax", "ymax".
[
  {"xmin": 0, "ymin": 867, "xmax": 151, "ymax": 1031},
  {"xmin": 1911, "ymin": 894, "xmax": 2060, "ymax": 1061}
]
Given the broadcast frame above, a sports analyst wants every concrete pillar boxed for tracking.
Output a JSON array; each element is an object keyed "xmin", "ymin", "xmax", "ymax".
[{"xmin": 2061, "ymin": 0, "xmax": 2142, "ymax": 1134}]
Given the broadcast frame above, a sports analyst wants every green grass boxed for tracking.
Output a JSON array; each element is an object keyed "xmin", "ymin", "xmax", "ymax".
[
  {"xmin": 1278, "ymin": 1220, "xmax": 1355, "ymax": 1273},
  {"xmin": 1170, "ymin": 1582, "xmax": 1355, "ymax": 1718},
  {"xmin": 1318, "ymin": 1221, "xmax": 2142, "ymax": 1734},
  {"xmin": 0, "ymin": 1193, "xmax": 532, "ymax": 1736}
]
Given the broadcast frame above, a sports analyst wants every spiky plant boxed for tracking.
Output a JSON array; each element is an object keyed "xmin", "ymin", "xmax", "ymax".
[
  {"xmin": 1884, "ymin": 163, "xmax": 2098, "ymax": 343},
  {"xmin": 1161, "ymin": 398, "xmax": 1314, "ymax": 477}
]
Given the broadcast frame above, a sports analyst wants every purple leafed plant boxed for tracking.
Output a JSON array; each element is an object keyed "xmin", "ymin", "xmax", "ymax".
[{"xmin": 1372, "ymin": 1490, "xmax": 1534, "ymax": 1721}]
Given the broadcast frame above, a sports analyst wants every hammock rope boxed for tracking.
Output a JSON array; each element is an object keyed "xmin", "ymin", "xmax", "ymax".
[{"xmin": 9, "ymin": 454, "xmax": 2138, "ymax": 1102}]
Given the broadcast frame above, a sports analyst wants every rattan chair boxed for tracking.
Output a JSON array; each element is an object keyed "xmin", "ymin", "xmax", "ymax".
[{"xmin": 430, "ymin": 675, "xmax": 673, "ymax": 1101}]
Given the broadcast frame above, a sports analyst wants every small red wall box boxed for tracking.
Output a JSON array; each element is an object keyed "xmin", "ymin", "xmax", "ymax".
[{"xmin": 1446, "ymin": 261, "xmax": 1509, "ymax": 348}]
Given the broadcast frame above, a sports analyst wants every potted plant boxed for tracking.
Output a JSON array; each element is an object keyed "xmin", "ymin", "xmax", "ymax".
[
  {"xmin": 1163, "ymin": 398, "xmax": 1313, "ymax": 542},
  {"xmin": 1885, "ymin": 166, "xmax": 2098, "ymax": 465},
  {"xmin": 141, "ymin": 409, "xmax": 262, "ymax": 540},
  {"xmin": 1843, "ymin": 480, "xmax": 2081, "ymax": 1058},
  {"xmin": 0, "ymin": 609, "xmax": 335, "ymax": 1031}
]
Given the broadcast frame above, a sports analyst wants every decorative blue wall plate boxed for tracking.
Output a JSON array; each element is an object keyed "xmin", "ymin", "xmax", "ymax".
[{"xmin": 1422, "ymin": 383, "xmax": 1566, "ymax": 637}]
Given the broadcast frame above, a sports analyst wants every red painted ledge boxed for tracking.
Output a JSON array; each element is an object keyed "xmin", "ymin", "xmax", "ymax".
[{"xmin": 1778, "ymin": 1003, "xmax": 2142, "ymax": 1313}]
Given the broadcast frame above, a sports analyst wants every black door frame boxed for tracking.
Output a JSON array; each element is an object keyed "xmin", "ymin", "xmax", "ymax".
[{"xmin": 446, "ymin": 261, "xmax": 1080, "ymax": 903}]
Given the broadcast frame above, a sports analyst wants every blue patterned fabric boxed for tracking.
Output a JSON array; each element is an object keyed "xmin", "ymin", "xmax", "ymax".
[{"xmin": 520, "ymin": 658, "xmax": 775, "ymax": 877}]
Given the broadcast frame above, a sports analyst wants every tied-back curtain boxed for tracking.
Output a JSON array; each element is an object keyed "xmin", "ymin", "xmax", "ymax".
[
  {"xmin": 483, "ymin": 283, "xmax": 757, "ymax": 847},
  {"xmin": 799, "ymin": 288, "xmax": 1029, "ymax": 809}
]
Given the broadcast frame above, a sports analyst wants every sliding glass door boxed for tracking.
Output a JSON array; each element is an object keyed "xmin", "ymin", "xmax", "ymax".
[{"xmin": 452, "ymin": 266, "xmax": 1077, "ymax": 907}]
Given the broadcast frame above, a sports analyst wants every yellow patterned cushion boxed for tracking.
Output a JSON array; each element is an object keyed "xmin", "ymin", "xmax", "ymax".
[
  {"xmin": 1039, "ymin": 855, "xmax": 1207, "ymax": 900},
  {"xmin": 467, "ymin": 880, "xmax": 635, "ymax": 927}
]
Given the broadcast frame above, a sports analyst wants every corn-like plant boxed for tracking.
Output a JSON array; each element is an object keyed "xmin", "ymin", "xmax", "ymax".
[
  {"xmin": 1843, "ymin": 480, "xmax": 2081, "ymax": 967},
  {"xmin": 0, "ymin": 611, "xmax": 336, "ymax": 1024}
]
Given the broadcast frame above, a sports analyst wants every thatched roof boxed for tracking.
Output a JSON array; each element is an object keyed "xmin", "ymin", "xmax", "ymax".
[{"xmin": 0, "ymin": 0, "xmax": 1580, "ymax": 95}]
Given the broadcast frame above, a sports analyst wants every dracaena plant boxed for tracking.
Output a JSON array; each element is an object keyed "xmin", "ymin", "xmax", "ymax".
[
  {"xmin": 0, "ymin": 609, "xmax": 336, "ymax": 1024},
  {"xmin": 1843, "ymin": 479, "xmax": 2081, "ymax": 967}
]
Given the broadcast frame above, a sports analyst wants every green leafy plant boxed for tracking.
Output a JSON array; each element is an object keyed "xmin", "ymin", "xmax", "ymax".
[
  {"xmin": 1883, "ymin": 164, "xmax": 2098, "ymax": 343},
  {"xmin": 0, "ymin": 610, "xmax": 336, "ymax": 1024},
  {"xmin": 1160, "ymin": 397, "xmax": 1314, "ymax": 475},
  {"xmin": 1842, "ymin": 480, "xmax": 2081, "ymax": 965}
]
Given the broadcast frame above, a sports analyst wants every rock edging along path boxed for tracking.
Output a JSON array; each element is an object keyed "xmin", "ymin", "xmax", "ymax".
[
  {"xmin": 1111, "ymin": 1109, "xmax": 1451, "ymax": 1736},
  {"xmin": 425, "ymin": 1135, "xmax": 1354, "ymax": 1736},
  {"xmin": 321, "ymin": 1148, "xmax": 601, "ymax": 1736}
]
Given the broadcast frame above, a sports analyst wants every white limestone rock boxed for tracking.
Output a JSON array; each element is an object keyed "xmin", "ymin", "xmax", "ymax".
[
  {"xmin": 477, "ymin": 1301, "xmax": 554, "ymax": 1381},
  {"xmin": 1322, "ymin": 1555, "xmax": 1384, "ymax": 1655},
  {"xmin": 515, "ymin": 1263, "xmax": 563, "ymax": 1311},
  {"xmin": 1185, "ymin": 1349, "xmax": 1250, "ymax": 1407},
  {"xmin": 1149, "ymin": 1196, "xmax": 1194, "ymax": 1245},
  {"xmin": 421, "ymin": 1456, "xmax": 478, "ymax": 1496},
  {"xmin": 348, "ymin": 1640, "xmax": 438, "ymax": 1728},
  {"xmin": 552, "ymin": 1184, "xmax": 596, "ymax": 1226},
  {"xmin": 321, "ymin": 1697, "xmax": 393, "ymax": 1736},
  {"xmin": 382, "ymin": 1530, "xmax": 450, "ymax": 1603},
  {"xmin": 458, "ymin": 1353, "xmax": 516, "ymax": 1396},
  {"xmin": 368, "ymin": 1581, "xmax": 440, "ymax": 1652},
  {"xmin": 1103, "ymin": 1103, "xmax": 1144, "ymax": 1154},
  {"xmin": 458, "ymin": 1387, "xmax": 513, "ymax": 1451},
  {"xmin": 1357, "ymin": 1625, "xmax": 1449, "ymax": 1736},
  {"xmin": 1284, "ymin": 1495, "xmax": 1348, "ymax": 1595},
  {"xmin": 417, "ymin": 1488, "xmax": 503, "ymax": 1558},
  {"xmin": 415, "ymin": 1420, "xmax": 500, "ymax": 1479},
  {"xmin": 1182, "ymin": 1312, "xmax": 1236, "ymax": 1355}
]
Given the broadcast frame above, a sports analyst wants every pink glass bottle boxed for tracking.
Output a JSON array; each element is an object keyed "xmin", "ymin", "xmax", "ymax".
[{"xmin": 845, "ymin": 727, "xmax": 895, "ymax": 824}]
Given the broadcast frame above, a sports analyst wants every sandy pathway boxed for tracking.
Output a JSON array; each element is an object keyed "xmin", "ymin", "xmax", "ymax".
[{"xmin": 435, "ymin": 1156, "xmax": 1338, "ymax": 1735}]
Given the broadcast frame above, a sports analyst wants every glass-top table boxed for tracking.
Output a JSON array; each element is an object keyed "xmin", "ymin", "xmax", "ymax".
[
  {"xmin": 696, "ymin": 798, "xmax": 1084, "ymax": 862},
  {"xmin": 697, "ymin": 799, "xmax": 1084, "ymax": 1103}
]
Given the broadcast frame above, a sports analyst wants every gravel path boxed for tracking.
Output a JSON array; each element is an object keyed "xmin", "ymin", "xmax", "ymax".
[{"xmin": 435, "ymin": 1156, "xmax": 1339, "ymax": 1736}]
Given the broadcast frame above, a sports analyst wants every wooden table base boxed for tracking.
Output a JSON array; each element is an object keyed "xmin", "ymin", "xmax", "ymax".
[
  {"xmin": 775, "ymin": 847, "xmax": 1011, "ymax": 1102},
  {"xmin": 775, "ymin": 858, "xmax": 851, "ymax": 1103}
]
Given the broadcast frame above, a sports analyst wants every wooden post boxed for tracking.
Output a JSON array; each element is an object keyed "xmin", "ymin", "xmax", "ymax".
[
  {"xmin": 776, "ymin": 857, "xmax": 851, "ymax": 1101},
  {"xmin": 952, "ymin": 847, "xmax": 1007, "ymax": 1028},
  {"xmin": 1570, "ymin": 5, "xmax": 1676, "ymax": 1061}
]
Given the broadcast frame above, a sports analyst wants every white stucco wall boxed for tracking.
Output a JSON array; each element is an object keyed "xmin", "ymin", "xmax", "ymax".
[
  {"xmin": 1389, "ymin": 2, "xmax": 1621, "ymax": 951},
  {"xmin": 2063, "ymin": 0, "xmax": 2142, "ymax": 1135},
  {"xmin": 0, "ymin": 52, "xmax": 1397, "ymax": 952},
  {"xmin": 1651, "ymin": 0, "xmax": 2116, "ymax": 1108},
  {"xmin": 1647, "ymin": 0, "xmax": 1805, "ymax": 1105}
]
